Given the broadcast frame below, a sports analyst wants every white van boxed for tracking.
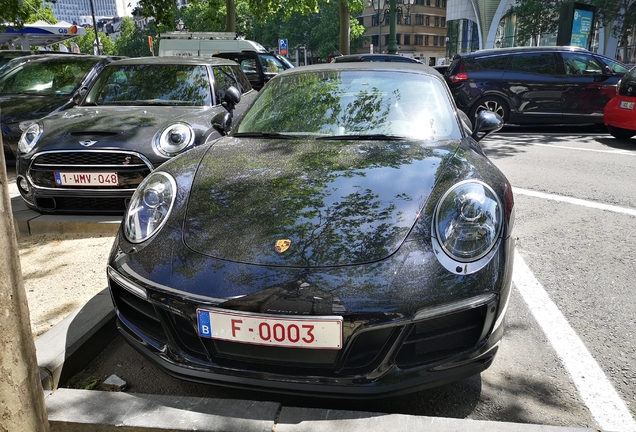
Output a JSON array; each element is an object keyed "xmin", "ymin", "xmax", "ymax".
[{"xmin": 158, "ymin": 32, "xmax": 268, "ymax": 57}]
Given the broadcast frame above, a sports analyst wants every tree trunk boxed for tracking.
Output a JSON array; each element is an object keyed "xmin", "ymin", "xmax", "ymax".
[
  {"xmin": 226, "ymin": 0, "xmax": 236, "ymax": 33},
  {"xmin": 339, "ymin": 0, "xmax": 351, "ymax": 55},
  {"xmin": 0, "ymin": 130, "xmax": 50, "ymax": 432}
]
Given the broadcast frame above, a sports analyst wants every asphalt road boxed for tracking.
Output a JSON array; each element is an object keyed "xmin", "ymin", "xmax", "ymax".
[{"xmin": 65, "ymin": 125, "xmax": 636, "ymax": 431}]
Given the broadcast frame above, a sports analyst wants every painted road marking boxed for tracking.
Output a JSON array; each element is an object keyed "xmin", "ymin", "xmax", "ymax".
[
  {"xmin": 531, "ymin": 143, "xmax": 636, "ymax": 156},
  {"xmin": 514, "ymin": 187, "xmax": 636, "ymax": 217},
  {"xmin": 514, "ymin": 252, "xmax": 636, "ymax": 431}
]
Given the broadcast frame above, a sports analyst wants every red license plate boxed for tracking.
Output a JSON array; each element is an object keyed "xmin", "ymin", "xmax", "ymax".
[{"xmin": 197, "ymin": 309, "xmax": 343, "ymax": 350}]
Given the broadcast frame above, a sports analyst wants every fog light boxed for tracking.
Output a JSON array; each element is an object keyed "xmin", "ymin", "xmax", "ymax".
[{"xmin": 18, "ymin": 177, "xmax": 30, "ymax": 194}]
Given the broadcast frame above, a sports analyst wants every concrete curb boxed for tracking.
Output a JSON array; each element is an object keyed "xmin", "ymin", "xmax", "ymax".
[
  {"xmin": 35, "ymin": 288, "xmax": 118, "ymax": 391},
  {"xmin": 43, "ymin": 389, "xmax": 601, "ymax": 432}
]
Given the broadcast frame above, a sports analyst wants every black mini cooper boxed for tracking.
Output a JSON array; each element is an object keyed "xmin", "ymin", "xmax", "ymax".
[{"xmin": 15, "ymin": 56, "xmax": 257, "ymax": 214}]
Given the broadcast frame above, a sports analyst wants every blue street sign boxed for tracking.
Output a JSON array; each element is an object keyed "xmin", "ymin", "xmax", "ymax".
[{"xmin": 279, "ymin": 39, "xmax": 288, "ymax": 55}]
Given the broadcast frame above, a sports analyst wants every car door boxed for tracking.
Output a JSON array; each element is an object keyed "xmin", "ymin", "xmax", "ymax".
[
  {"xmin": 502, "ymin": 52, "xmax": 563, "ymax": 120},
  {"xmin": 560, "ymin": 51, "xmax": 620, "ymax": 120}
]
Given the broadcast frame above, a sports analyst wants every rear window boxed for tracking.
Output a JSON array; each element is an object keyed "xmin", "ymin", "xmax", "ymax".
[
  {"xmin": 463, "ymin": 55, "xmax": 509, "ymax": 72},
  {"xmin": 509, "ymin": 53, "xmax": 556, "ymax": 75}
]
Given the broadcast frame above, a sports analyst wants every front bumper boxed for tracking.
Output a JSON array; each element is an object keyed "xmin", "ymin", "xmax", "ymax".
[
  {"xmin": 604, "ymin": 96, "xmax": 636, "ymax": 131},
  {"xmin": 107, "ymin": 246, "xmax": 513, "ymax": 398},
  {"xmin": 17, "ymin": 149, "xmax": 154, "ymax": 214}
]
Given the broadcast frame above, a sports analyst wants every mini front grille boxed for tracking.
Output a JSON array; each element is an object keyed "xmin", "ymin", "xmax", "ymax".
[
  {"xmin": 36, "ymin": 196, "xmax": 129, "ymax": 213},
  {"xmin": 28, "ymin": 151, "xmax": 151, "ymax": 191},
  {"xmin": 34, "ymin": 152, "xmax": 147, "ymax": 167}
]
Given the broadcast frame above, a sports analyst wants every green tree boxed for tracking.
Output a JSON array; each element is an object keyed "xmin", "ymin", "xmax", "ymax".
[
  {"xmin": 253, "ymin": 0, "xmax": 365, "ymax": 60},
  {"xmin": 590, "ymin": 0, "xmax": 636, "ymax": 62},
  {"xmin": 1, "ymin": 0, "xmax": 57, "ymax": 27},
  {"xmin": 137, "ymin": 0, "xmax": 360, "ymax": 54},
  {"xmin": 68, "ymin": 27, "xmax": 116, "ymax": 55},
  {"xmin": 114, "ymin": 16, "xmax": 158, "ymax": 57},
  {"xmin": 505, "ymin": 0, "xmax": 562, "ymax": 46}
]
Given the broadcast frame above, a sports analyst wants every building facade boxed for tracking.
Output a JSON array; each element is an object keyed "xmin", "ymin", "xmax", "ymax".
[
  {"xmin": 45, "ymin": 0, "xmax": 132, "ymax": 25},
  {"xmin": 356, "ymin": 0, "xmax": 448, "ymax": 66}
]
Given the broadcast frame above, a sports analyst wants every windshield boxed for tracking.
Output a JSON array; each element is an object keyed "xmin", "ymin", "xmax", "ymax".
[
  {"xmin": 236, "ymin": 69, "xmax": 461, "ymax": 141},
  {"xmin": 0, "ymin": 57, "xmax": 99, "ymax": 95},
  {"xmin": 85, "ymin": 64, "xmax": 212, "ymax": 106}
]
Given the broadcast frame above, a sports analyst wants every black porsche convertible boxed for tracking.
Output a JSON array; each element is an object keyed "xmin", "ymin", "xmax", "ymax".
[{"xmin": 107, "ymin": 62, "xmax": 515, "ymax": 398}]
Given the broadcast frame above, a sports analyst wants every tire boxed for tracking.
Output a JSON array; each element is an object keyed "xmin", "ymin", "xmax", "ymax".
[
  {"xmin": 607, "ymin": 125, "xmax": 636, "ymax": 140},
  {"xmin": 469, "ymin": 96, "xmax": 509, "ymax": 123}
]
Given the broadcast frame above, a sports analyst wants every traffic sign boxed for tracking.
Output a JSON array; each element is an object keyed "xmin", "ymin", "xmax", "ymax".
[{"xmin": 279, "ymin": 39, "xmax": 288, "ymax": 55}]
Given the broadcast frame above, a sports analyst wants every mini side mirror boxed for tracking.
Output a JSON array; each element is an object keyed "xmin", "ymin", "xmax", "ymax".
[
  {"xmin": 72, "ymin": 87, "xmax": 88, "ymax": 105},
  {"xmin": 223, "ymin": 86, "xmax": 241, "ymax": 112},
  {"xmin": 212, "ymin": 112, "xmax": 232, "ymax": 136}
]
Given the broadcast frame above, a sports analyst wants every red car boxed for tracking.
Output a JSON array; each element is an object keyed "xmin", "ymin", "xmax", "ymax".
[{"xmin": 604, "ymin": 64, "xmax": 636, "ymax": 139}]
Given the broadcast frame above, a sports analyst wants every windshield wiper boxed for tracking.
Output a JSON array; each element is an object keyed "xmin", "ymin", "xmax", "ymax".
[
  {"xmin": 232, "ymin": 132, "xmax": 297, "ymax": 139},
  {"xmin": 316, "ymin": 134, "xmax": 405, "ymax": 141}
]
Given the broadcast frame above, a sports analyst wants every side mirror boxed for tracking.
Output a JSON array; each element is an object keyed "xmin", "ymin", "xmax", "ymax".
[
  {"xmin": 212, "ymin": 112, "xmax": 232, "ymax": 136},
  {"xmin": 72, "ymin": 87, "xmax": 88, "ymax": 105},
  {"xmin": 471, "ymin": 110, "xmax": 504, "ymax": 142},
  {"xmin": 223, "ymin": 86, "xmax": 241, "ymax": 112}
]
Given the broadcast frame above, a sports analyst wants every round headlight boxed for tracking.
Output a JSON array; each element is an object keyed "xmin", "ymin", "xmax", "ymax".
[
  {"xmin": 433, "ymin": 180, "xmax": 502, "ymax": 263},
  {"xmin": 18, "ymin": 122, "xmax": 43, "ymax": 154},
  {"xmin": 153, "ymin": 122, "xmax": 195, "ymax": 157},
  {"xmin": 124, "ymin": 172, "xmax": 177, "ymax": 243}
]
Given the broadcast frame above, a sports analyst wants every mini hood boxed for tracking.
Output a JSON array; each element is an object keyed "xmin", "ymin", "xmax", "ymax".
[
  {"xmin": 34, "ymin": 106, "xmax": 213, "ymax": 159},
  {"xmin": 184, "ymin": 137, "xmax": 459, "ymax": 267},
  {"xmin": 0, "ymin": 94, "xmax": 69, "ymax": 123}
]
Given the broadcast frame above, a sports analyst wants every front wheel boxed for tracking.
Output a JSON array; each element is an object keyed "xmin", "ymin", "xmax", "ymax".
[
  {"xmin": 607, "ymin": 125, "xmax": 636, "ymax": 139},
  {"xmin": 470, "ymin": 96, "xmax": 509, "ymax": 124}
]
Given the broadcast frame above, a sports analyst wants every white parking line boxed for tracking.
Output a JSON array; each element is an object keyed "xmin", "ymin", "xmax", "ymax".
[
  {"xmin": 514, "ymin": 187, "xmax": 636, "ymax": 217},
  {"xmin": 531, "ymin": 143, "xmax": 636, "ymax": 156},
  {"xmin": 513, "ymin": 251, "xmax": 636, "ymax": 432}
]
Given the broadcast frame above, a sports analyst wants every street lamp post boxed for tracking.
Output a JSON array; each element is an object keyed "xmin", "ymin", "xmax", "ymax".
[
  {"xmin": 371, "ymin": 0, "xmax": 414, "ymax": 55},
  {"xmin": 369, "ymin": 0, "xmax": 390, "ymax": 53}
]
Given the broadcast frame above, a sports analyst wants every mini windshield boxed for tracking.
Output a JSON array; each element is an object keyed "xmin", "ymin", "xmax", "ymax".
[
  {"xmin": 236, "ymin": 69, "xmax": 461, "ymax": 141},
  {"xmin": 0, "ymin": 57, "xmax": 100, "ymax": 95},
  {"xmin": 85, "ymin": 64, "xmax": 212, "ymax": 106}
]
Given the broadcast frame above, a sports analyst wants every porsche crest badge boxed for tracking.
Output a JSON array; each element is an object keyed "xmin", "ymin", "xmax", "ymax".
[{"xmin": 275, "ymin": 239, "xmax": 291, "ymax": 253}]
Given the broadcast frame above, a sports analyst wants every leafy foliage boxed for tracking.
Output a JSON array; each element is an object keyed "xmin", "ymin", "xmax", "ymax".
[
  {"xmin": 115, "ymin": 17, "xmax": 159, "ymax": 57},
  {"xmin": 505, "ymin": 0, "xmax": 561, "ymax": 46},
  {"xmin": 0, "ymin": 0, "xmax": 57, "ymax": 28},
  {"xmin": 132, "ymin": 0, "xmax": 364, "ymax": 58},
  {"xmin": 65, "ymin": 27, "xmax": 116, "ymax": 55}
]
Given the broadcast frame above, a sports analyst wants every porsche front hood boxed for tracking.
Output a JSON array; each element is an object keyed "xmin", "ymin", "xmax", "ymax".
[{"xmin": 183, "ymin": 137, "xmax": 458, "ymax": 267}]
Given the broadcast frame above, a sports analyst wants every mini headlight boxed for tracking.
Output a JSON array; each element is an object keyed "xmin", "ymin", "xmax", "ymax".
[
  {"xmin": 124, "ymin": 172, "xmax": 177, "ymax": 243},
  {"xmin": 433, "ymin": 180, "xmax": 502, "ymax": 263},
  {"xmin": 153, "ymin": 122, "xmax": 195, "ymax": 157},
  {"xmin": 17, "ymin": 123, "xmax": 43, "ymax": 154}
]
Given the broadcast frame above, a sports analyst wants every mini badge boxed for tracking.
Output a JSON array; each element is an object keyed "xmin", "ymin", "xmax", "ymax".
[{"xmin": 275, "ymin": 239, "xmax": 291, "ymax": 253}]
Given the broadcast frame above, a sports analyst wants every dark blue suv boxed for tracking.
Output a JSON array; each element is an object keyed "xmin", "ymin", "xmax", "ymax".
[{"xmin": 444, "ymin": 46, "xmax": 628, "ymax": 125}]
